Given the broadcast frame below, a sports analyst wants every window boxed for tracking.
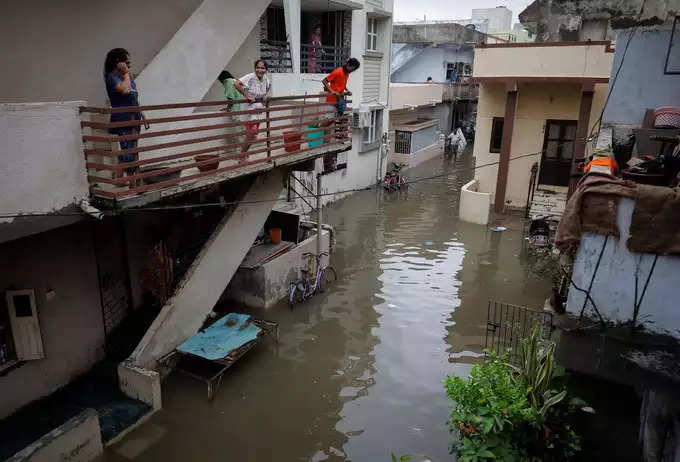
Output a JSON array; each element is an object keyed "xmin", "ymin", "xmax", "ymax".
[
  {"xmin": 490, "ymin": 117, "xmax": 504, "ymax": 153},
  {"xmin": 322, "ymin": 151, "xmax": 348, "ymax": 175},
  {"xmin": 664, "ymin": 16, "xmax": 680, "ymax": 74},
  {"xmin": 445, "ymin": 62, "xmax": 470, "ymax": 82},
  {"xmin": 367, "ymin": 18, "xmax": 378, "ymax": 52},
  {"xmin": 2, "ymin": 289, "xmax": 44, "ymax": 366},
  {"xmin": 394, "ymin": 130, "xmax": 412, "ymax": 154},
  {"xmin": 362, "ymin": 109, "xmax": 383, "ymax": 151}
]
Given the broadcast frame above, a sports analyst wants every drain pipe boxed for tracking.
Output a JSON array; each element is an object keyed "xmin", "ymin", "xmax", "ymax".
[{"xmin": 316, "ymin": 173, "xmax": 322, "ymax": 258}]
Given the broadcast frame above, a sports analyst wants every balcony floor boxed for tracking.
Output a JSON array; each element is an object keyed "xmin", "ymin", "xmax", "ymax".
[{"xmin": 93, "ymin": 141, "xmax": 351, "ymax": 209}]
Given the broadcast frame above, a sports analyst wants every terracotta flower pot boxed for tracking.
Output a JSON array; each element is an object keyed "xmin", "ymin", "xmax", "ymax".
[{"xmin": 195, "ymin": 154, "xmax": 219, "ymax": 172}]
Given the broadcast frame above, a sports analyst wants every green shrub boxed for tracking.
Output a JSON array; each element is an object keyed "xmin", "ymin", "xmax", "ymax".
[{"xmin": 444, "ymin": 329, "xmax": 582, "ymax": 461}]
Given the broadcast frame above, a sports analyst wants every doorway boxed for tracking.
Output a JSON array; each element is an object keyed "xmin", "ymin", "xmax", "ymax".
[{"xmin": 539, "ymin": 120, "xmax": 577, "ymax": 187}]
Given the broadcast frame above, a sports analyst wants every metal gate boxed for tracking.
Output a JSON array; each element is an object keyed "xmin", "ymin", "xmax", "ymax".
[{"xmin": 485, "ymin": 301, "xmax": 553, "ymax": 362}]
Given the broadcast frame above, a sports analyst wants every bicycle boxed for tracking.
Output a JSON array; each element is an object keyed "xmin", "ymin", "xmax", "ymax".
[
  {"xmin": 383, "ymin": 162, "xmax": 408, "ymax": 192},
  {"xmin": 289, "ymin": 252, "xmax": 337, "ymax": 309}
]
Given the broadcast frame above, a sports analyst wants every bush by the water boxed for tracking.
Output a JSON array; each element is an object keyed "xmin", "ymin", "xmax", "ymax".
[{"xmin": 444, "ymin": 329, "xmax": 583, "ymax": 461}]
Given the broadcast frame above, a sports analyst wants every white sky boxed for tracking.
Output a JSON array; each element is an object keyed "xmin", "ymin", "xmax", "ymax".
[{"xmin": 393, "ymin": 0, "xmax": 534, "ymax": 25}]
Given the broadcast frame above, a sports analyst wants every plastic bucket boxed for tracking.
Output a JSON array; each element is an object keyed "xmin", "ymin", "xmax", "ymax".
[
  {"xmin": 307, "ymin": 124, "xmax": 324, "ymax": 148},
  {"xmin": 283, "ymin": 131, "xmax": 302, "ymax": 152},
  {"xmin": 269, "ymin": 227, "xmax": 282, "ymax": 244}
]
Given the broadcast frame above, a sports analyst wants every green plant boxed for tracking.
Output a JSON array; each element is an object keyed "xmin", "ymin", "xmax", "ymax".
[
  {"xmin": 513, "ymin": 328, "xmax": 566, "ymax": 415},
  {"xmin": 445, "ymin": 354, "xmax": 531, "ymax": 461},
  {"xmin": 445, "ymin": 329, "xmax": 584, "ymax": 461}
]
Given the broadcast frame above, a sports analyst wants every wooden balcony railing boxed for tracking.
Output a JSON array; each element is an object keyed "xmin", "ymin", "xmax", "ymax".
[
  {"xmin": 300, "ymin": 44, "xmax": 350, "ymax": 74},
  {"xmin": 260, "ymin": 40, "xmax": 293, "ymax": 73},
  {"xmin": 79, "ymin": 94, "xmax": 351, "ymax": 203}
]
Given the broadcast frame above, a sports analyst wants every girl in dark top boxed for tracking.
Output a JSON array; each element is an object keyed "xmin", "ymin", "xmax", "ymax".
[{"xmin": 104, "ymin": 48, "xmax": 149, "ymax": 181}]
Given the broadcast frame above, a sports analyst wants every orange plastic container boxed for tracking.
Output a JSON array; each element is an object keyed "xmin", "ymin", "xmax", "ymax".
[{"xmin": 269, "ymin": 227, "xmax": 282, "ymax": 244}]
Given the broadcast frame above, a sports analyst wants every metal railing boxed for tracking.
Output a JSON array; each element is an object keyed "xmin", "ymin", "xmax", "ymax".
[
  {"xmin": 300, "ymin": 44, "xmax": 349, "ymax": 74},
  {"xmin": 80, "ymin": 94, "xmax": 351, "ymax": 201},
  {"xmin": 441, "ymin": 80, "xmax": 479, "ymax": 101},
  {"xmin": 260, "ymin": 40, "xmax": 293, "ymax": 73},
  {"xmin": 485, "ymin": 301, "xmax": 553, "ymax": 364}
]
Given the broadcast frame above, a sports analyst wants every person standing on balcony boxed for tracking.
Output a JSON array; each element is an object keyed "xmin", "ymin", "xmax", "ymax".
[
  {"xmin": 104, "ymin": 48, "xmax": 149, "ymax": 182},
  {"xmin": 218, "ymin": 71, "xmax": 243, "ymax": 150},
  {"xmin": 320, "ymin": 58, "xmax": 360, "ymax": 139},
  {"xmin": 308, "ymin": 26, "xmax": 323, "ymax": 73},
  {"xmin": 235, "ymin": 60, "xmax": 271, "ymax": 157}
]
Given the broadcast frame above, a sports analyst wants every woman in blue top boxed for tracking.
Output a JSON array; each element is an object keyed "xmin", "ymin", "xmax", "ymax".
[{"xmin": 104, "ymin": 48, "xmax": 149, "ymax": 179}]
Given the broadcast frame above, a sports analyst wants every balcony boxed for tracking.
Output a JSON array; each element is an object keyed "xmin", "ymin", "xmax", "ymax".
[
  {"xmin": 441, "ymin": 80, "xmax": 479, "ymax": 101},
  {"xmin": 301, "ymin": 44, "xmax": 350, "ymax": 74},
  {"xmin": 80, "ymin": 94, "xmax": 351, "ymax": 208}
]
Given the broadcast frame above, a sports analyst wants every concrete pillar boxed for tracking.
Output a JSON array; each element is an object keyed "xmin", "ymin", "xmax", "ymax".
[
  {"xmin": 494, "ymin": 81, "xmax": 518, "ymax": 213},
  {"xmin": 569, "ymin": 83, "xmax": 595, "ymax": 197},
  {"xmin": 283, "ymin": 0, "xmax": 301, "ymax": 74},
  {"xmin": 129, "ymin": 169, "xmax": 284, "ymax": 369}
]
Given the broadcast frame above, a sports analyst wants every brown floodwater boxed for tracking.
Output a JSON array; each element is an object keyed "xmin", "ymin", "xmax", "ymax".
[{"xmin": 99, "ymin": 150, "xmax": 552, "ymax": 461}]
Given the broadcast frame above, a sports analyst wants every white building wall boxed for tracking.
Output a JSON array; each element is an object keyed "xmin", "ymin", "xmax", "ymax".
[
  {"xmin": 267, "ymin": 1, "xmax": 393, "ymax": 205},
  {"xmin": 0, "ymin": 102, "xmax": 90, "ymax": 243},
  {"xmin": 567, "ymin": 198, "xmax": 680, "ymax": 339},
  {"xmin": 471, "ymin": 7, "xmax": 513, "ymax": 33}
]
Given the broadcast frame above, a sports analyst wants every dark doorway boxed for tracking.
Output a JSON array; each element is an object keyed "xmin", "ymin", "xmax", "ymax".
[{"xmin": 539, "ymin": 120, "xmax": 577, "ymax": 186}]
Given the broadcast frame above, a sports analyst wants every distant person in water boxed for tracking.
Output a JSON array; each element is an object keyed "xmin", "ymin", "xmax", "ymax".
[{"xmin": 104, "ymin": 48, "xmax": 149, "ymax": 182}]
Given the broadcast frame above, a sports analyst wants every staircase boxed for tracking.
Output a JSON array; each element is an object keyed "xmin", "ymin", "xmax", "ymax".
[
  {"xmin": 528, "ymin": 185, "xmax": 568, "ymax": 221},
  {"xmin": 129, "ymin": 170, "xmax": 284, "ymax": 370},
  {"xmin": 136, "ymin": 0, "xmax": 271, "ymax": 108}
]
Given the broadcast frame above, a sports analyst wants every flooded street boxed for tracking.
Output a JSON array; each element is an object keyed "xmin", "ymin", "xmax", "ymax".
[{"xmin": 101, "ymin": 151, "xmax": 552, "ymax": 461}]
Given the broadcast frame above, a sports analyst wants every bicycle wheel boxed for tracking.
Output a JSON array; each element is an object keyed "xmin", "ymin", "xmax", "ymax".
[
  {"xmin": 289, "ymin": 283, "xmax": 297, "ymax": 309},
  {"xmin": 289, "ymin": 281, "xmax": 306, "ymax": 309},
  {"xmin": 318, "ymin": 266, "xmax": 338, "ymax": 293}
]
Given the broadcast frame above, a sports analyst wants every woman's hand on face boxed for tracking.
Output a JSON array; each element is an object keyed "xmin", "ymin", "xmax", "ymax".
[{"xmin": 116, "ymin": 61, "xmax": 129, "ymax": 75}]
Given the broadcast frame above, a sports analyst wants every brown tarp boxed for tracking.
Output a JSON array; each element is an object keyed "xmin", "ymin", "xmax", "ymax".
[
  {"xmin": 628, "ymin": 184, "xmax": 680, "ymax": 255},
  {"xmin": 555, "ymin": 174, "xmax": 637, "ymax": 252},
  {"xmin": 556, "ymin": 174, "xmax": 680, "ymax": 255}
]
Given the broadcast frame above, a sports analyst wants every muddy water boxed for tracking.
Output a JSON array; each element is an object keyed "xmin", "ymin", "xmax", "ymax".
[{"xmin": 101, "ymin": 151, "xmax": 552, "ymax": 461}]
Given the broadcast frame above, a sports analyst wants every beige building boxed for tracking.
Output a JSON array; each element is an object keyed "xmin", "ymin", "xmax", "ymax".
[{"xmin": 459, "ymin": 41, "xmax": 613, "ymax": 225}]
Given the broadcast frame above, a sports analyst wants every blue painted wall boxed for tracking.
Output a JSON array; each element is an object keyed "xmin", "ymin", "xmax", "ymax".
[
  {"xmin": 391, "ymin": 44, "xmax": 474, "ymax": 83},
  {"xmin": 603, "ymin": 27, "xmax": 680, "ymax": 126}
]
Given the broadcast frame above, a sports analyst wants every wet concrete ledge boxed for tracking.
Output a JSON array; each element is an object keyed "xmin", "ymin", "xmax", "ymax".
[{"xmin": 6, "ymin": 409, "xmax": 103, "ymax": 462}]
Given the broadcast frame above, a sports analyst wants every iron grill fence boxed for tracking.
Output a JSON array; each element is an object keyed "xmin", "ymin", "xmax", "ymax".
[
  {"xmin": 300, "ymin": 44, "xmax": 350, "ymax": 74},
  {"xmin": 485, "ymin": 301, "xmax": 553, "ymax": 363}
]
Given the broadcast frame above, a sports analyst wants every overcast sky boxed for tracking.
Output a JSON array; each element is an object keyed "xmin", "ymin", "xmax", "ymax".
[{"xmin": 393, "ymin": 0, "xmax": 534, "ymax": 24}]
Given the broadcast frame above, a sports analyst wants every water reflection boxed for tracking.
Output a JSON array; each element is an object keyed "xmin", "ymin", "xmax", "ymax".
[{"xmin": 100, "ymin": 150, "xmax": 551, "ymax": 462}]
